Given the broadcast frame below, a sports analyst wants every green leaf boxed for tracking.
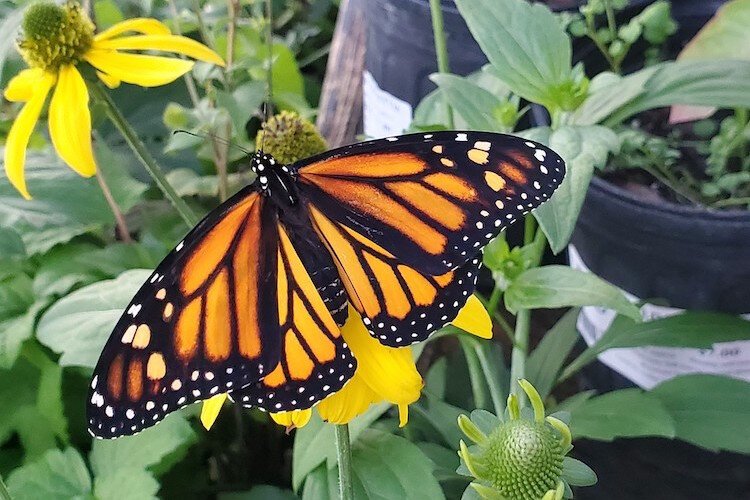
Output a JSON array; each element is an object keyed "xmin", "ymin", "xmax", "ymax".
[
  {"xmin": 301, "ymin": 464, "xmax": 334, "ymax": 500},
  {"xmin": 6, "ymin": 448, "xmax": 91, "ymax": 500},
  {"xmin": 216, "ymin": 81, "xmax": 267, "ymax": 138},
  {"xmin": 430, "ymin": 74, "xmax": 507, "ymax": 132},
  {"xmin": 166, "ymin": 168, "xmax": 253, "ymax": 199},
  {"xmin": 219, "ymin": 485, "xmax": 299, "ymax": 500},
  {"xmin": 0, "ymin": 151, "xmax": 139, "ymax": 255},
  {"xmin": 0, "ymin": 227, "xmax": 25, "ymax": 259},
  {"xmin": 292, "ymin": 403, "xmax": 389, "ymax": 491},
  {"xmin": 650, "ymin": 374, "xmax": 750, "ymax": 454},
  {"xmin": 571, "ymin": 68, "xmax": 657, "ymax": 126},
  {"xmin": 604, "ymin": 60, "xmax": 750, "ymax": 125},
  {"xmin": 411, "ymin": 395, "xmax": 466, "ymax": 449},
  {"xmin": 526, "ymin": 308, "xmax": 580, "ymax": 399},
  {"xmin": 37, "ymin": 270, "xmax": 152, "ymax": 368},
  {"xmin": 344, "ymin": 429, "xmax": 445, "ymax": 500},
  {"xmin": 454, "ymin": 0, "xmax": 572, "ymax": 108},
  {"xmin": 93, "ymin": 468, "xmax": 159, "ymax": 500},
  {"xmin": 561, "ymin": 457, "xmax": 597, "ymax": 487},
  {"xmin": 527, "ymin": 126, "xmax": 619, "ymax": 252},
  {"xmin": 0, "ymin": 302, "xmax": 47, "ymax": 369},
  {"xmin": 505, "ymin": 266, "xmax": 641, "ymax": 319},
  {"xmin": 561, "ymin": 312, "xmax": 750, "ymax": 380},
  {"xmin": 569, "ymin": 389, "xmax": 675, "ymax": 441},
  {"xmin": 0, "ymin": 6, "xmax": 24, "ymax": 84},
  {"xmin": 678, "ymin": 0, "xmax": 750, "ymax": 61},
  {"xmin": 89, "ymin": 412, "xmax": 196, "ymax": 477}
]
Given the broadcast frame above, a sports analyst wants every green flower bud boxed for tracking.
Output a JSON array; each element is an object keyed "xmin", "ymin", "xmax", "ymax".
[
  {"xmin": 457, "ymin": 380, "xmax": 590, "ymax": 500},
  {"xmin": 19, "ymin": 2, "xmax": 94, "ymax": 71},
  {"xmin": 255, "ymin": 111, "xmax": 327, "ymax": 164}
]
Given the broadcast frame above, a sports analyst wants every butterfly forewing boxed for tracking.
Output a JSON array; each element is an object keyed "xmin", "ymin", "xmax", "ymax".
[
  {"xmin": 296, "ymin": 131, "xmax": 564, "ymax": 276},
  {"xmin": 88, "ymin": 190, "xmax": 280, "ymax": 438}
]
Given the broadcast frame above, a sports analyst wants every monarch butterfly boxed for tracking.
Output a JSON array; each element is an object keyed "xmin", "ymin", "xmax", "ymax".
[{"xmin": 87, "ymin": 131, "xmax": 565, "ymax": 438}]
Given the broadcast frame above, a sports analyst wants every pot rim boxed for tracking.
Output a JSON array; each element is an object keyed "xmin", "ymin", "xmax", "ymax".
[{"xmin": 589, "ymin": 175, "xmax": 750, "ymax": 223}]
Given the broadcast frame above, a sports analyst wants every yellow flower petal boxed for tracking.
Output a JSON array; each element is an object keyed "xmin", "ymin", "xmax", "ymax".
[
  {"xmin": 48, "ymin": 65, "xmax": 96, "ymax": 178},
  {"xmin": 452, "ymin": 294, "xmax": 493, "ymax": 339},
  {"xmin": 93, "ymin": 35, "xmax": 225, "ymax": 66},
  {"xmin": 4, "ymin": 68, "xmax": 46, "ymax": 102},
  {"xmin": 317, "ymin": 372, "xmax": 379, "ymax": 425},
  {"xmin": 4, "ymin": 72, "xmax": 56, "ymax": 199},
  {"xmin": 340, "ymin": 306, "xmax": 423, "ymax": 408},
  {"xmin": 270, "ymin": 409, "xmax": 312, "ymax": 429},
  {"xmin": 94, "ymin": 17, "xmax": 171, "ymax": 42},
  {"xmin": 84, "ymin": 49, "xmax": 194, "ymax": 87},
  {"xmin": 200, "ymin": 393, "xmax": 228, "ymax": 430},
  {"xmin": 96, "ymin": 71, "xmax": 120, "ymax": 89}
]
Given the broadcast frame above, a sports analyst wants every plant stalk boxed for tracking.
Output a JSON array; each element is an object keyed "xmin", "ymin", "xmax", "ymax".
[
  {"xmin": 92, "ymin": 84, "xmax": 199, "ymax": 227},
  {"xmin": 428, "ymin": 0, "xmax": 454, "ymax": 129},
  {"xmin": 95, "ymin": 168, "xmax": 133, "ymax": 243},
  {"xmin": 335, "ymin": 424, "xmax": 354, "ymax": 500}
]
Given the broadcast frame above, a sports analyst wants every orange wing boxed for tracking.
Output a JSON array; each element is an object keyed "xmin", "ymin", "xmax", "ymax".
[
  {"xmin": 296, "ymin": 131, "xmax": 564, "ymax": 276},
  {"xmin": 231, "ymin": 223, "xmax": 356, "ymax": 411},
  {"xmin": 88, "ymin": 190, "xmax": 280, "ymax": 438},
  {"xmin": 307, "ymin": 204, "xmax": 481, "ymax": 346}
]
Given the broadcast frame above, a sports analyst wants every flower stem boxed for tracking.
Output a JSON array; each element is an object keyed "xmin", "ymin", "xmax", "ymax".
[
  {"xmin": 335, "ymin": 424, "xmax": 354, "ymax": 500},
  {"xmin": 91, "ymin": 84, "xmax": 199, "ymax": 227},
  {"xmin": 0, "ymin": 473, "xmax": 11, "ymax": 500},
  {"xmin": 428, "ymin": 0, "xmax": 454, "ymax": 129},
  {"xmin": 95, "ymin": 165, "xmax": 133, "ymax": 243}
]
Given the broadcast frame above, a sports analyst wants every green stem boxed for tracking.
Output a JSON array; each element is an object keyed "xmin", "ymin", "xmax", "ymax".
[
  {"xmin": 335, "ymin": 424, "xmax": 354, "ymax": 500},
  {"xmin": 428, "ymin": 0, "xmax": 454, "ymax": 129},
  {"xmin": 92, "ymin": 84, "xmax": 199, "ymax": 227},
  {"xmin": 509, "ymin": 308, "xmax": 530, "ymax": 401},
  {"xmin": 712, "ymin": 197, "xmax": 750, "ymax": 209},
  {"xmin": 0, "ymin": 474, "xmax": 10, "ymax": 500},
  {"xmin": 487, "ymin": 286, "xmax": 503, "ymax": 314},
  {"xmin": 474, "ymin": 343, "xmax": 507, "ymax": 416},
  {"xmin": 460, "ymin": 337, "xmax": 489, "ymax": 410}
]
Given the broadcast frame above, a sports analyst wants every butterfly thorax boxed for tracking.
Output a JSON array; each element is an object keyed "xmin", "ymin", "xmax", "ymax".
[{"xmin": 250, "ymin": 151, "xmax": 298, "ymax": 206}]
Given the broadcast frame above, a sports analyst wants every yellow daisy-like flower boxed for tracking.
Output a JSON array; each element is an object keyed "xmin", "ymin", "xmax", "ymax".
[
  {"xmin": 3, "ymin": 2, "xmax": 224, "ymax": 199},
  {"xmin": 201, "ymin": 296, "xmax": 493, "ymax": 431}
]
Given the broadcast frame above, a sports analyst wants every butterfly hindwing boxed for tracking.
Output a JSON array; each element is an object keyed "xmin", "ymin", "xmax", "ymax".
[
  {"xmin": 296, "ymin": 131, "xmax": 564, "ymax": 276},
  {"xmin": 306, "ymin": 206, "xmax": 482, "ymax": 346},
  {"xmin": 230, "ymin": 222, "xmax": 356, "ymax": 412},
  {"xmin": 88, "ymin": 190, "xmax": 280, "ymax": 438}
]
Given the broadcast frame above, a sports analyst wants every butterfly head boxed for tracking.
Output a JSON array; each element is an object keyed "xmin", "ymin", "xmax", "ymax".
[
  {"xmin": 251, "ymin": 150, "xmax": 297, "ymax": 205},
  {"xmin": 250, "ymin": 151, "xmax": 277, "ymax": 188}
]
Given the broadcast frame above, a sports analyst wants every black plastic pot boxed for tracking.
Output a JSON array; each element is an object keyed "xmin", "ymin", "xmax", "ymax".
[
  {"xmin": 573, "ymin": 177, "xmax": 750, "ymax": 314},
  {"xmin": 363, "ymin": 0, "xmax": 654, "ymax": 136}
]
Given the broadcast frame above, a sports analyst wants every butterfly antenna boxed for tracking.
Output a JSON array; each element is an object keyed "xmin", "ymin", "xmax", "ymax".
[
  {"xmin": 173, "ymin": 129, "xmax": 252, "ymax": 155},
  {"xmin": 260, "ymin": 0, "xmax": 273, "ymax": 153}
]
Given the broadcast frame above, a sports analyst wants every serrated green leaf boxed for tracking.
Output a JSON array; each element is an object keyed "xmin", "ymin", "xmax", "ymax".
[
  {"xmin": 90, "ymin": 412, "xmax": 196, "ymax": 477},
  {"xmin": 572, "ymin": 68, "xmax": 656, "ymax": 125},
  {"xmin": 454, "ymin": 0, "xmax": 572, "ymax": 108},
  {"xmin": 411, "ymin": 395, "xmax": 466, "ymax": 449},
  {"xmin": 6, "ymin": 448, "xmax": 91, "ymax": 500},
  {"xmin": 505, "ymin": 266, "xmax": 641, "ymax": 319},
  {"xmin": 650, "ymin": 374, "xmax": 750, "ymax": 453},
  {"xmin": 527, "ymin": 126, "xmax": 619, "ymax": 252},
  {"xmin": 216, "ymin": 81, "xmax": 266, "ymax": 138},
  {"xmin": 561, "ymin": 313, "xmax": 750, "ymax": 380},
  {"xmin": 0, "ymin": 227, "xmax": 25, "ymax": 259},
  {"xmin": 37, "ymin": 270, "xmax": 152, "ymax": 368},
  {"xmin": 430, "ymin": 74, "xmax": 508, "ymax": 132},
  {"xmin": 0, "ymin": 7, "xmax": 24, "ymax": 84},
  {"xmin": 526, "ymin": 309, "xmax": 580, "ymax": 399},
  {"xmin": 569, "ymin": 389, "xmax": 675, "ymax": 441}
]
